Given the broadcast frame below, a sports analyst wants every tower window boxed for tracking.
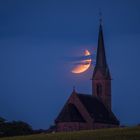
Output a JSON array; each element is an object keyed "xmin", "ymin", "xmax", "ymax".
[{"xmin": 96, "ymin": 83, "xmax": 102, "ymax": 96}]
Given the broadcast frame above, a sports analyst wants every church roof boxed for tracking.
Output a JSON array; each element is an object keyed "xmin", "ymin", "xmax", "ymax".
[
  {"xmin": 77, "ymin": 94, "xmax": 119, "ymax": 125},
  {"xmin": 55, "ymin": 93, "xmax": 119, "ymax": 125},
  {"xmin": 55, "ymin": 103, "xmax": 86, "ymax": 123}
]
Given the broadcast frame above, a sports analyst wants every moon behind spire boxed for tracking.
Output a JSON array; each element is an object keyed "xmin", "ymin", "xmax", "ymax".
[{"xmin": 72, "ymin": 50, "xmax": 92, "ymax": 74}]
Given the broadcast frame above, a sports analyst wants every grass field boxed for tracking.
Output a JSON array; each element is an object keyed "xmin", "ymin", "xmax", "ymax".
[{"xmin": 0, "ymin": 126, "xmax": 140, "ymax": 140}]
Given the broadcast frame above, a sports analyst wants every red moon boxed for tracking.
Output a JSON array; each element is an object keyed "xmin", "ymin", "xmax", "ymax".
[{"xmin": 72, "ymin": 50, "xmax": 91, "ymax": 74}]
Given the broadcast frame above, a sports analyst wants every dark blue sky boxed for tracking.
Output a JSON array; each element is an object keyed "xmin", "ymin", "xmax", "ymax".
[{"xmin": 0, "ymin": 0, "xmax": 140, "ymax": 129}]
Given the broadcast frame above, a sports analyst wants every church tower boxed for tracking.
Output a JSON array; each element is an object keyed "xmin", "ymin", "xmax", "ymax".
[{"xmin": 92, "ymin": 22, "xmax": 111, "ymax": 110}]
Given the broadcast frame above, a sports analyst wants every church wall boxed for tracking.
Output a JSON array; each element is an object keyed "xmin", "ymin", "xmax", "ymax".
[
  {"xmin": 56, "ymin": 122, "xmax": 93, "ymax": 132},
  {"xmin": 56, "ymin": 122, "xmax": 119, "ymax": 132},
  {"xmin": 93, "ymin": 122, "xmax": 119, "ymax": 129}
]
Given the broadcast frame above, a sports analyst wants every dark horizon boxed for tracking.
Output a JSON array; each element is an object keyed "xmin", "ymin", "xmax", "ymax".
[{"xmin": 0, "ymin": 0, "xmax": 140, "ymax": 129}]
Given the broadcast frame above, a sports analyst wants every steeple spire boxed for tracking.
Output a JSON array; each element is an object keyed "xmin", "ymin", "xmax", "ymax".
[
  {"xmin": 96, "ymin": 23, "xmax": 107, "ymax": 68},
  {"xmin": 92, "ymin": 21, "xmax": 110, "ymax": 79}
]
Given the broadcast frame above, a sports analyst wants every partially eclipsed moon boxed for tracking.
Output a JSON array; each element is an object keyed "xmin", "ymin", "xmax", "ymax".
[{"xmin": 72, "ymin": 50, "xmax": 92, "ymax": 74}]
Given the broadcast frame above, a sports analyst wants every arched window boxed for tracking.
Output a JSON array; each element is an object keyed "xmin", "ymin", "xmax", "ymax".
[{"xmin": 96, "ymin": 83, "xmax": 102, "ymax": 96}]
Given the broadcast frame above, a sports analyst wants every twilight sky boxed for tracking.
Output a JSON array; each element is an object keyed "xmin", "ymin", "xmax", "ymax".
[{"xmin": 0, "ymin": 0, "xmax": 140, "ymax": 129}]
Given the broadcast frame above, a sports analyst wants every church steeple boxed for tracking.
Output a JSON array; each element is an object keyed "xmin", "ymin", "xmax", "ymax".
[
  {"xmin": 92, "ymin": 21, "xmax": 111, "ymax": 110},
  {"xmin": 96, "ymin": 24, "xmax": 107, "ymax": 68}
]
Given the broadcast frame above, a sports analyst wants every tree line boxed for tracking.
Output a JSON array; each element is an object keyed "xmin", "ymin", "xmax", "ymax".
[{"xmin": 0, "ymin": 117, "xmax": 33, "ymax": 137}]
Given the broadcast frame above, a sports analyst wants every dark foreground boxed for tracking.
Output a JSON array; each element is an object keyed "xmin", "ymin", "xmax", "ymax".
[{"xmin": 0, "ymin": 126, "xmax": 140, "ymax": 140}]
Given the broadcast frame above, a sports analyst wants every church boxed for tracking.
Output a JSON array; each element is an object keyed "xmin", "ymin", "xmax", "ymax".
[{"xmin": 54, "ymin": 21, "xmax": 120, "ymax": 132}]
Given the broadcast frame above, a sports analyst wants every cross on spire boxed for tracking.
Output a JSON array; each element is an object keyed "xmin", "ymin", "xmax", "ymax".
[
  {"xmin": 98, "ymin": 8, "xmax": 103, "ymax": 25},
  {"xmin": 99, "ymin": 11, "xmax": 102, "ymax": 25},
  {"xmin": 72, "ymin": 86, "xmax": 76, "ymax": 93}
]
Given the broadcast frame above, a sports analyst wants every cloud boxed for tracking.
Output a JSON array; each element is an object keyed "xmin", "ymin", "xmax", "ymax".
[{"xmin": 64, "ymin": 54, "xmax": 93, "ymax": 62}]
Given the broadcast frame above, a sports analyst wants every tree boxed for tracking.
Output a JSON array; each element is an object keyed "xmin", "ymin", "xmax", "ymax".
[
  {"xmin": 9, "ymin": 121, "xmax": 33, "ymax": 136},
  {"xmin": 0, "ymin": 120, "xmax": 33, "ymax": 137},
  {"xmin": 0, "ymin": 117, "xmax": 6, "ymax": 124}
]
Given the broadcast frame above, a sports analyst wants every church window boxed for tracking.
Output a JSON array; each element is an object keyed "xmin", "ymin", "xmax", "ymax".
[{"xmin": 96, "ymin": 83, "xmax": 102, "ymax": 96}]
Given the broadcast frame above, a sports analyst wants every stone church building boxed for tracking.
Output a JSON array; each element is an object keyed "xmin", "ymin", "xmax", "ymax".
[{"xmin": 55, "ymin": 22, "xmax": 120, "ymax": 132}]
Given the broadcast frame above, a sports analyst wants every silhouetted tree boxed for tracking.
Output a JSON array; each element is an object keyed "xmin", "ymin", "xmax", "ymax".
[
  {"xmin": 0, "ymin": 119, "xmax": 33, "ymax": 137},
  {"xmin": 7, "ymin": 121, "xmax": 32, "ymax": 136},
  {"xmin": 0, "ymin": 117, "xmax": 6, "ymax": 124},
  {"xmin": 0, "ymin": 117, "xmax": 6, "ymax": 136}
]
